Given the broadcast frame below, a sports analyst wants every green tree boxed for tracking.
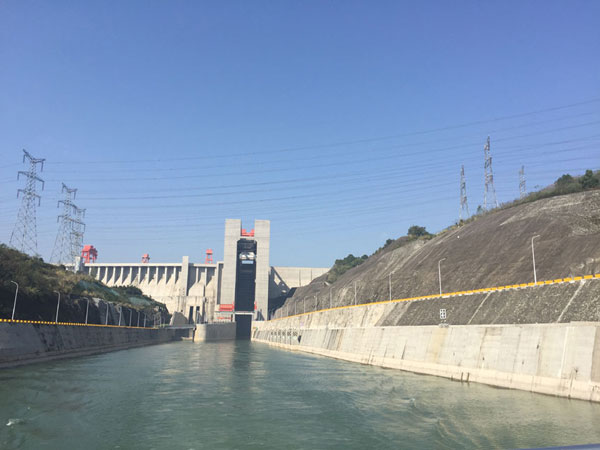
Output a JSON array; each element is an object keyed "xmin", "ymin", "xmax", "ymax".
[
  {"xmin": 580, "ymin": 170, "xmax": 599, "ymax": 189},
  {"xmin": 408, "ymin": 225, "xmax": 429, "ymax": 238},
  {"xmin": 554, "ymin": 174, "xmax": 582, "ymax": 194},
  {"xmin": 326, "ymin": 254, "xmax": 368, "ymax": 283}
]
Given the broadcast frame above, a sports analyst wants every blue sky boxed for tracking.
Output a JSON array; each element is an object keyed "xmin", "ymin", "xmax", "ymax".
[{"xmin": 1, "ymin": 1, "xmax": 599, "ymax": 267}]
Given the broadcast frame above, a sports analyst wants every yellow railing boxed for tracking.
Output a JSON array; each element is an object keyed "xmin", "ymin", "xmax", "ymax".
[
  {"xmin": 270, "ymin": 273, "xmax": 600, "ymax": 321},
  {"xmin": 0, "ymin": 318, "xmax": 156, "ymax": 329}
]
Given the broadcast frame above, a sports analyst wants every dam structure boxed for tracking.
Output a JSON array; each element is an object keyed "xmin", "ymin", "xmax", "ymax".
[{"xmin": 83, "ymin": 219, "xmax": 329, "ymax": 332}]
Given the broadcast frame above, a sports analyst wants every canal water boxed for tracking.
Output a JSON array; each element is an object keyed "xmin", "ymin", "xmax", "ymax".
[{"xmin": 1, "ymin": 341, "xmax": 599, "ymax": 449}]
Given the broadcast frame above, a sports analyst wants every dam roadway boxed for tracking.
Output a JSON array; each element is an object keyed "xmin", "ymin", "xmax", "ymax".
[{"xmin": 1, "ymin": 340, "xmax": 600, "ymax": 450}]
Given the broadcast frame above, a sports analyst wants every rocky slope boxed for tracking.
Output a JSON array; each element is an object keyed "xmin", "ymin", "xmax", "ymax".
[{"xmin": 283, "ymin": 190, "xmax": 600, "ymax": 312}]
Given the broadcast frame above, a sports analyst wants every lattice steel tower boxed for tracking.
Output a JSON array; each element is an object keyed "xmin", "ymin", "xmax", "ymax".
[
  {"xmin": 519, "ymin": 165, "xmax": 526, "ymax": 199},
  {"xmin": 9, "ymin": 150, "xmax": 45, "ymax": 256},
  {"xmin": 70, "ymin": 206, "xmax": 86, "ymax": 262},
  {"xmin": 460, "ymin": 165, "xmax": 469, "ymax": 220},
  {"xmin": 483, "ymin": 136, "xmax": 498, "ymax": 210},
  {"xmin": 50, "ymin": 183, "xmax": 79, "ymax": 264}
]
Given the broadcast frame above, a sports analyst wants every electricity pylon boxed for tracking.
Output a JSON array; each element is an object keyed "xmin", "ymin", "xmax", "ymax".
[
  {"xmin": 483, "ymin": 136, "xmax": 498, "ymax": 210},
  {"xmin": 9, "ymin": 150, "xmax": 45, "ymax": 256},
  {"xmin": 460, "ymin": 165, "xmax": 469, "ymax": 221},
  {"xmin": 51, "ymin": 183, "xmax": 79, "ymax": 264},
  {"xmin": 519, "ymin": 165, "xmax": 526, "ymax": 199}
]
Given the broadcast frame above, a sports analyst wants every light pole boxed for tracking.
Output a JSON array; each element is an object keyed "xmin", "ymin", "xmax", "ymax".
[
  {"xmin": 143, "ymin": 313, "xmax": 146, "ymax": 328},
  {"xmin": 129, "ymin": 308, "xmax": 132, "ymax": 326},
  {"xmin": 84, "ymin": 297, "xmax": 90, "ymax": 324},
  {"xmin": 105, "ymin": 302, "xmax": 110, "ymax": 325},
  {"xmin": 118, "ymin": 306, "xmax": 122, "ymax": 326},
  {"xmin": 438, "ymin": 258, "xmax": 446, "ymax": 296},
  {"xmin": 9, "ymin": 281, "xmax": 18, "ymax": 320},
  {"xmin": 54, "ymin": 291, "xmax": 61, "ymax": 323},
  {"xmin": 137, "ymin": 311, "xmax": 140, "ymax": 327},
  {"xmin": 388, "ymin": 272, "xmax": 395, "ymax": 301},
  {"xmin": 531, "ymin": 235, "xmax": 540, "ymax": 284}
]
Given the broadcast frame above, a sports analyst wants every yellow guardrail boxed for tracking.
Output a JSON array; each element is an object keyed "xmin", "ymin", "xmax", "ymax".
[
  {"xmin": 0, "ymin": 318, "xmax": 156, "ymax": 329},
  {"xmin": 271, "ymin": 273, "xmax": 600, "ymax": 321}
]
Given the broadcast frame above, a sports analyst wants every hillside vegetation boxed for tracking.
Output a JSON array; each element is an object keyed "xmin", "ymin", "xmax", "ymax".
[
  {"xmin": 0, "ymin": 244, "xmax": 169, "ymax": 323},
  {"xmin": 284, "ymin": 172, "xmax": 600, "ymax": 312}
]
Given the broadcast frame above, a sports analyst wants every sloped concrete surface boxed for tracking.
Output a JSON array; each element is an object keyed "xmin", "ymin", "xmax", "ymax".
[{"xmin": 0, "ymin": 323, "xmax": 184, "ymax": 367}]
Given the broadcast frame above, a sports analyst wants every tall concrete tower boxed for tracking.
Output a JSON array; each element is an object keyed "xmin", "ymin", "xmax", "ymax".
[{"xmin": 221, "ymin": 219, "xmax": 270, "ymax": 334}]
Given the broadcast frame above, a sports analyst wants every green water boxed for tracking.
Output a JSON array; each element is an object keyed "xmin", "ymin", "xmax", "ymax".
[{"xmin": 1, "ymin": 341, "xmax": 599, "ymax": 449}]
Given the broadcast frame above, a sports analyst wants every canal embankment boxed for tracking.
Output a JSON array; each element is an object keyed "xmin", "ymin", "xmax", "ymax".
[
  {"xmin": 0, "ymin": 321, "xmax": 188, "ymax": 367},
  {"xmin": 253, "ymin": 277, "xmax": 600, "ymax": 402}
]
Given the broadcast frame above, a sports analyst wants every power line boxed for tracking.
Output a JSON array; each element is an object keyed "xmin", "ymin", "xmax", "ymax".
[
  {"xmin": 36, "ymin": 109, "xmax": 600, "ymax": 173},
  {"xmin": 44, "ymin": 97, "xmax": 600, "ymax": 165}
]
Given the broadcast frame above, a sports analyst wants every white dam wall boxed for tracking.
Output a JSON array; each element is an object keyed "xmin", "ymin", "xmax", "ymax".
[{"xmin": 85, "ymin": 258, "xmax": 328, "ymax": 322}]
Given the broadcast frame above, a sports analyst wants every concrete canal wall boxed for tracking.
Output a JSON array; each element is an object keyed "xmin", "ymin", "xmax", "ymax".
[
  {"xmin": 0, "ymin": 321, "xmax": 187, "ymax": 367},
  {"xmin": 194, "ymin": 322, "xmax": 236, "ymax": 342},
  {"xmin": 253, "ymin": 278, "xmax": 600, "ymax": 402}
]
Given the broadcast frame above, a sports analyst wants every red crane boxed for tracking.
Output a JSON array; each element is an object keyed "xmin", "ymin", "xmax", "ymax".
[{"xmin": 81, "ymin": 245, "xmax": 98, "ymax": 263}]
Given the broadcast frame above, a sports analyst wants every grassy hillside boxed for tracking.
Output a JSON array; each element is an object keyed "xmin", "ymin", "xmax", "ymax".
[{"xmin": 0, "ymin": 244, "xmax": 169, "ymax": 323}]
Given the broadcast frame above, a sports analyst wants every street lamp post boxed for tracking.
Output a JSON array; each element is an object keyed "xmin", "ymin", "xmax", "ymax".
[
  {"xmin": 85, "ymin": 298, "xmax": 90, "ymax": 324},
  {"xmin": 129, "ymin": 308, "xmax": 132, "ymax": 326},
  {"xmin": 531, "ymin": 235, "xmax": 540, "ymax": 285},
  {"xmin": 10, "ymin": 281, "xmax": 18, "ymax": 320},
  {"xmin": 388, "ymin": 272, "xmax": 395, "ymax": 301},
  {"xmin": 54, "ymin": 291, "xmax": 61, "ymax": 323},
  {"xmin": 105, "ymin": 302, "xmax": 110, "ymax": 325},
  {"xmin": 118, "ymin": 307, "xmax": 122, "ymax": 326},
  {"xmin": 438, "ymin": 258, "xmax": 446, "ymax": 296}
]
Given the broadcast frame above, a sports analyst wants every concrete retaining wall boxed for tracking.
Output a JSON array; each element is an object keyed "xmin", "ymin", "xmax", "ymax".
[
  {"xmin": 0, "ymin": 323, "xmax": 186, "ymax": 367},
  {"xmin": 253, "ymin": 320, "xmax": 600, "ymax": 402},
  {"xmin": 194, "ymin": 322, "xmax": 236, "ymax": 342}
]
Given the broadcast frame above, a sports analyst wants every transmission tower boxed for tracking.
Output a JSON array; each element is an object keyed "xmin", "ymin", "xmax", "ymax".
[
  {"xmin": 9, "ymin": 150, "xmax": 45, "ymax": 256},
  {"xmin": 459, "ymin": 165, "xmax": 469, "ymax": 220},
  {"xmin": 519, "ymin": 165, "xmax": 526, "ymax": 199},
  {"xmin": 483, "ymin": 136, "xmax": 498, "ymax": 210},
  {"xmin": 69, "ymin": 206, "xmax": 86, "ymax": 262},
  {"xmin": 50, "ymin": 183, "xmax": 79, "ymax": 264}
]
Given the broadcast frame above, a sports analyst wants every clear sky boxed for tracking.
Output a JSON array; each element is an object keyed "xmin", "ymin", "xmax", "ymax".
[{"xmin": 1, "ymin": 1, "xmax": 599, "ymax": 267}]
